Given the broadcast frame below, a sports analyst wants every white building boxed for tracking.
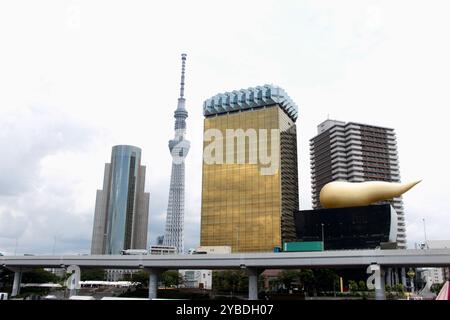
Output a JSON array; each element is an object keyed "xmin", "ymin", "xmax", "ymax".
[
  {"xmin": 421, "ymin": 268, "xmax": 445, "ymax": 285},
  {"xmin": 179, "ymin": 270, "xmax": 212, "ymax": 290},
  {"xmin": 426, "ymin": 240, "xmax": 450, "ymax": 249},
  {"xmin": 149, "ymin": 245, "xmax": 176, "ymax": 255},
  {"xmin": 426, "ymin": 240, "xmax": 450, "ymax": 280},
  {"xmin": 418, "ymin": 267, "xmax": 445, "ymax": 298},
  {"xmin": 176, "ymin": 246, "xmax": 226, "ymax": 290},
  {"xmin": 45, "ymin": 268, "xmax": 66, "ymax": 278},
  {"xmin": 106, "ymin": 269, "xmax": 137, "ymax": 282},
  {"xmin": 194, "ymin": 246, "xmax": 232, "ymax": 254}
]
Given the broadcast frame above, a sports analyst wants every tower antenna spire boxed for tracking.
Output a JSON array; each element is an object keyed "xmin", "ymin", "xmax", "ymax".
[
  {"xmin": 179, "ymin": 53, "xmax": 187, "ymax": 99},
  {"xmin": 163, "ymin": 53, "xmax": 190, "ymax": 254}
]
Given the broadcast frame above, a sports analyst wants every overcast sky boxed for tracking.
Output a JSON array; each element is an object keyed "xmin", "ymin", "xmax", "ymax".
[{"xmin": 1, "ymin": 0, "xmax": 449, "ymax": 255}]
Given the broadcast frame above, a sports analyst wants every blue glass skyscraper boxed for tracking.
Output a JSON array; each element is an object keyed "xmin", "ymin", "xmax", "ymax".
[{"xmin": 91, "ymin": 145, "xmax": 150, "ymax": 254}]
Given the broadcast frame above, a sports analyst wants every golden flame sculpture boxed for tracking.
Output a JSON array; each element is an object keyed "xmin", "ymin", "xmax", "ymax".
[{"xmin": 319, "ymin": 180, "xmax": 421, "ymax": 209}]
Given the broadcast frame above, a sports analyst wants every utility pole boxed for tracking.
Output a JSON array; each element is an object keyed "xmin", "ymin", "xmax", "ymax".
[
  {"xmin": 14, "ymin": 238, "xmax": 18, "ymax": 256},
  {"xmin": 423, "ymin": 218, "xmax": 428, "ymax": 249}
]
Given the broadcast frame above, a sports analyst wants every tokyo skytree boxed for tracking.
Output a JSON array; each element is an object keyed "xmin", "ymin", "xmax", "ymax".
[{"xmin": 162, "ymin": 54, "xmax": 190, "ymax": 254}]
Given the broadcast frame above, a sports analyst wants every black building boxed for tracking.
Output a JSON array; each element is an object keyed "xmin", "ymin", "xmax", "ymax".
[{"xmin": 294, "ymin": 204, "xmax": 396, "ymax": 250}]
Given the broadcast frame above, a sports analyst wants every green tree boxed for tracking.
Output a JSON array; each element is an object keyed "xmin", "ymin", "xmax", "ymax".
[
  {"xmin": 131, "ymin": 270, "xmax": 149, "ymax": 287},
  {"xmin": 393, "ymin": 283, "xmax": 405, "ymax": 295},
  {"xmin": 0, "ymin": 268, "xmax": 14, "ymax": 289},
  {"xmin": 299, "ymin": 269, "xmax": 315, "ymax": 294},
  {"xmin": 348, "ymin": 280, "xmax": 359, "ymax": 293},
  {"xmin": 358, "ymin": 280, "xmax": 367, "ymax": 291},
  {"xmin": 268, "ymin": 278, "xmax": 281, "ymax": 292},
  {"xmin": 80, "ymin": 268, "xmax": 105, "ymax": 281},
  {"xmin": 21, "ymin": 268, "xmax": 59, "ymax": 283},
  {"xmin": 227, "ymin": 270, "xmax": 240, "ymax": 292},
  {"xmin": 258, "ymin": 273, "xmax": 267, "ymax": 289},
  {"xmin": 272, "ymin": 269, "xmax": 321, "ymax": 293},
  {"xmin": 237, "ymin": 270, "xmax": 249, "ymax": 292},
  {"xmin": 160, "ymin": 270, "xmax": 183, "ymax": 288},
  {"xmin": 313, "ymin": 269, "xmax": 338, "ymax": 292},
  {"xmin": 212, "ymin": 271, "xmax": 224, "ymax": 291},
  {"xmin": 212, "ymin": 270, "xmax": 248, "ymax": 293},
  {"xmin": 278, "ymin": 270, "xmax": 301, "ymax": 291},
  {"xmin": 384, "ymin": 284, "xmax": 393, "ymax": 299},
  {"xmin": 431, "ymin": 283, "xmax": 444, "ymax": 294}
]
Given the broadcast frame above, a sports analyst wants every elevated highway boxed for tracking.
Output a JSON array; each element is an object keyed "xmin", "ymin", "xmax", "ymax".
[{"xmin": 2, "ymin": 249, "xmax": 450, "ymax": 300}]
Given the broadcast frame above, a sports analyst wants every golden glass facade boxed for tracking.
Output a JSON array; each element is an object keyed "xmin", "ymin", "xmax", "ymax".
[{"xmin": 200, "ymin": 105, "xmax": 299, "ymax": 252}]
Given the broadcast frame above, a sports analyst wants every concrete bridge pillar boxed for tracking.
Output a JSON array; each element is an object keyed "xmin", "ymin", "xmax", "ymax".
[
  {"xmin": 375, "ymin": 271, "xmax": 386, "ymax": 300},
  {"xmin": 11, "ymin": 271, "xmax": 22, "ymax": 297},
  {"xmin": 147, "ymin": 269, "xmax": 163, "ymax": 300},
  {"xmin": 401, "ymin": 268, "xmax": 407, "ymax": 288},
  {"xmin": 386, "ymin": 268, "xmax": 392, "ymax": 287},
  {"xmin": 393, "ymin": 268, "xmax": 399, "ymax": 285},
  {"xmin": 247, "ymin": 268, "xmax": 262, "ymax": 300}
]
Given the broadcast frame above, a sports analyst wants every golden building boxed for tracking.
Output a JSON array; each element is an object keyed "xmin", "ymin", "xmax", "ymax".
[{"xmin": 201, "ymin": 85, "xmax": 299, "ymax": 252}]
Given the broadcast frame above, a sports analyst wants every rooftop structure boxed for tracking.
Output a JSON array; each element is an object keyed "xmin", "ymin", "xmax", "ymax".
[{"xmin": 203, "ymin": 84, "xmax": 298, "ymax": 122}]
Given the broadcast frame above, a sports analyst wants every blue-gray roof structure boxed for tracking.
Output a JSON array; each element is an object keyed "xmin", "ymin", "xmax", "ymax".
[{"xmin": 203, "ymin": 84, "xmax": 298, "ymax": 122}]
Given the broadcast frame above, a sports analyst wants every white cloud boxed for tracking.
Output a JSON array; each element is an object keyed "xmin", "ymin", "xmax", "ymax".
[
  {"xmin": 0, "ymin": 105, "xmax": 108, "ymax": 253},
  {"xmin": 0, "ymin": 207, "xmax": 29, "ymax": 239}
]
